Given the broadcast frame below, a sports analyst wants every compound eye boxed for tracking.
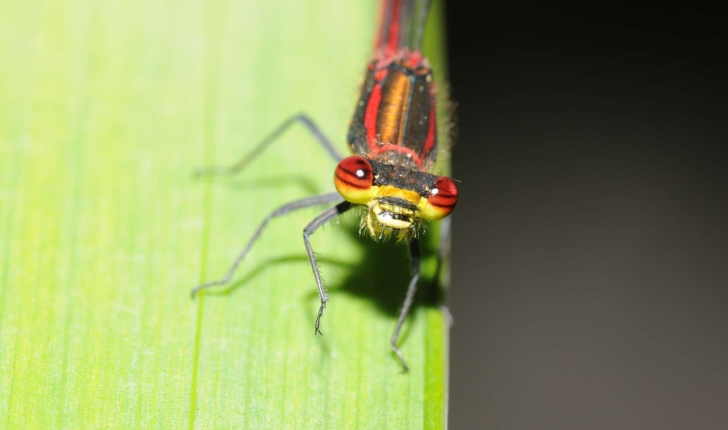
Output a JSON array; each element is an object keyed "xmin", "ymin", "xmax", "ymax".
[
  {"xmin": 422, "ymin": 176, "xmax": 458, "ymax": 220},
  {"xmin": 334, "ymin": 156, "xmax": 375, "ymax": 204}
]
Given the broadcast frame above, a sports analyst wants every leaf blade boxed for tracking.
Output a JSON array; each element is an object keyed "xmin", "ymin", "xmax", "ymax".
[{"xmin": 0, "ymin": 1, "xmax": 449, "ymax": 428}]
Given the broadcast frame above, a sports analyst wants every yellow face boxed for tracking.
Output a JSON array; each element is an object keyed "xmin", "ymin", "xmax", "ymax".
[
  {"xmin": 364, "ymin": 186, "xmax": 420, "ymax": 239},
  {"xmin": 334, "ymin": 156, "xmax": 458, "ymax": 240}
]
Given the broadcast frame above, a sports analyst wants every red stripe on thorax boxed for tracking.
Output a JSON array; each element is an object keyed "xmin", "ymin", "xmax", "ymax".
[{"xmin": 364, "ymin": 73, "xmax": 385, "ymax": 151}]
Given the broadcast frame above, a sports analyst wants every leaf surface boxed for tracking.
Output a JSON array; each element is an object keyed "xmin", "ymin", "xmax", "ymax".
[{"xmin": 0, "ymin": 1, "xmax": 448, "ymax": 428}]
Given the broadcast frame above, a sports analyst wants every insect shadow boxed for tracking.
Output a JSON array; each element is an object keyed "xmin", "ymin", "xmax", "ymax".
[
  {"xmin": 324, "ymin": 221, "xmax": 446, "ymax": 348},
  {"xmin": 331, "ymin": 219, "xmax": 444, "ymax": 317}
]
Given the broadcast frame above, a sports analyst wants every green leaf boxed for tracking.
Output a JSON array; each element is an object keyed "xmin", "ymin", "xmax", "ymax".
[{"xmin": 0, "ymin": 0, "xmax": 449, "ymax": 428}]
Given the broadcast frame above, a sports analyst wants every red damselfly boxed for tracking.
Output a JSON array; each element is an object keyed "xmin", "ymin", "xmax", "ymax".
[{"xmin": 192, "ymin": 0, "xmax": 457, "ymax": 371}]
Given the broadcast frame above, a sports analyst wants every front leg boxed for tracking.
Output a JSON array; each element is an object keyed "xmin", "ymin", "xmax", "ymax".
[{"xmin": 302, "ymin": 201, "xmax": 353, "ymax": 335}]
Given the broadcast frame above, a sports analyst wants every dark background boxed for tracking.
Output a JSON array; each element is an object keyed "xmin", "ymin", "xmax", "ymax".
[{"xmin": 445, "ymin": 4, "xmax": 727, "ymax": 429}]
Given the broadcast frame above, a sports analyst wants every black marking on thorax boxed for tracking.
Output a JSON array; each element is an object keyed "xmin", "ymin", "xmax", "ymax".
[{"xmin": 370, "ymin": 159, "xmax": 439, "ymax": 197}]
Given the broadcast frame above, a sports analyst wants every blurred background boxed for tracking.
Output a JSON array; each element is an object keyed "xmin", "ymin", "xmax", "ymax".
[{"xmin": 446, "ymin": 3, "xmax": 727, "ymax": 429}]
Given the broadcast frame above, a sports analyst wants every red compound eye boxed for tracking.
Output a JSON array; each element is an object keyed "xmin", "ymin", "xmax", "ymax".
[
  {"xmin": 334, "ymin": 156, "xmax": 375, "ymax": 204},
  {"xmin": 423, "ymin": 176, "xmax": 458, "ymax": 220}
]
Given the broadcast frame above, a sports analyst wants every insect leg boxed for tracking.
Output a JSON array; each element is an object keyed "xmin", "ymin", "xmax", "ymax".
[
  {"xmin": 391, "ymin": 238, "xmax": 421, "ymax": 372},
  {"xmin": 196, "ymin": 114, "xmax": 344, "ymax": 177},
  {"xmin": 191, "ymin": 192, "xmax": 344, "ymax": 297},
  {"xmin": 302, "ymin": 201, "xmax": 353, "ymax": 336}
]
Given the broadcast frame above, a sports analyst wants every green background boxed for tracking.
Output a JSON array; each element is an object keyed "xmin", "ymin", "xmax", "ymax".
[{"xmin": 0, "ymin": 0, "xmax": 449, "ymax": 428}]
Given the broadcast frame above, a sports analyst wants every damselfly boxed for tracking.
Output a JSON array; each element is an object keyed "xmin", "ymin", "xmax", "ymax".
[{"xmin": 192, "ymin": 0, "xmax": 458, "ymax": 371}]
